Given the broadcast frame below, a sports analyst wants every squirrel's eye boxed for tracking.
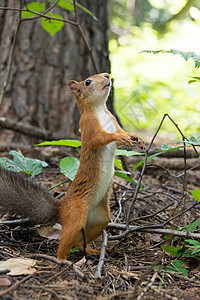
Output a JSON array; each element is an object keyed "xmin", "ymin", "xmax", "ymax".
[{"xmin": 85, "ymin": 79, "xmax": 92, "ymax": 86}]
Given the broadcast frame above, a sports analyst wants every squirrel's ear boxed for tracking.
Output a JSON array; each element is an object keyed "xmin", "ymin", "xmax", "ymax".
[{"xmin": 67, "ymin": 80, "xmax": 82, "ymax": 98}]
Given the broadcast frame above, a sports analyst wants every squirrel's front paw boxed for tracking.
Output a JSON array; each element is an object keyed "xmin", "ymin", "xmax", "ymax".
[
  {"xmin": 130, "ymin": 135, "xmax": 145, "ymax": 149},
  {"xmin": 118, "ymin": 134, "xmax": 135, "ymax": 147}
]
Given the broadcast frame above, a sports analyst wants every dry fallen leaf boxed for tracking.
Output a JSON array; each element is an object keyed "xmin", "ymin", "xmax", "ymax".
[
  {"xmin": 0, "ymin": 258, "xmax": 36, "ymax": 276},
  {"xmin": 37, "ymin": 223, "xmax": 61, "ymax": 240},
  {"xmin": 0, "ymin": 278, "xmax": 11, "ymax": 287},
  {"xmin": 75, "ymin": 256, "xmax": 86, "ymax": 267}
]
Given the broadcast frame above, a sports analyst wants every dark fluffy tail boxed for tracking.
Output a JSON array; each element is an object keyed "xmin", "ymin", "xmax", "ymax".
[{"xmin": 0, "ymin": 167, "xmax": 59, "ymax": 225}]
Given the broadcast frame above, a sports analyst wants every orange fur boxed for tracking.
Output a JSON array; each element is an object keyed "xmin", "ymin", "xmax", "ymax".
[{"xmin": 57, "ymin": 73, "xmax": 145, "ymax": 260}]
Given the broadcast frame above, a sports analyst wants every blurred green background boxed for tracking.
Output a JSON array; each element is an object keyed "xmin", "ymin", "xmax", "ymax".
[{"xmin": 110, "ymin": 0, "xmax": 200, "ymax": 139}]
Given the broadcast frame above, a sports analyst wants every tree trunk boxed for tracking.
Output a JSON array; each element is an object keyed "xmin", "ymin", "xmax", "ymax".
[{"xmin": 0, "ymin": 0, "xmax": 111, "ymax": 143}]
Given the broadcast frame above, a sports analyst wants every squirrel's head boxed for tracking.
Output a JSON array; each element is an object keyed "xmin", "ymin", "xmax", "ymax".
[{"xmin": 67, "ymin": 73, "xmax": 111, "ymax": 111}]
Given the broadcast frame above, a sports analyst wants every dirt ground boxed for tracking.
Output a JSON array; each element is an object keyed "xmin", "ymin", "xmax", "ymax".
[{"xmin": 1, "ymin": 145, "xmax": 200, "ymax": 300}]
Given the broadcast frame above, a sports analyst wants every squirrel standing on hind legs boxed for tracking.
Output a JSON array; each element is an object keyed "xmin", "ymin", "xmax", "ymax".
[
  {"xmin": 0, "ymin": 73, "xmax": 145, "ymax": 261},
  {"xmin": 58, "ymin": 73, "xmax": 145, "ymax": 260}
]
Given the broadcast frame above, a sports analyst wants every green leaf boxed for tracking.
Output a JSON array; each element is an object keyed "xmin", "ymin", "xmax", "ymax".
[
  {"xmin": 56, "ymin": 0, "xmax": 74, "ymax": 11},
  {"xmin": 0, "ymin": 151, "xmax": 48, "ymax": 175},
  {"xmin": 185, "ymin": 239, "xmax": 200, "ymax": 255},
  {"xmin": 41, "ymin": 13, "xmax": 64, "ymax": 36},
  {"xmin": 0, "ymin": 157, "xmax": 22, "ymax": 172},
  {"xmin": 141, "ymin": 49, "xmax": 200, "ymax": 68},
  {"xmin": 114, "ymin": 170, "xmax": 137, "ymax": 184},
  {"xmin": 115, "ymin": 149, "xmax": 144, "ymax": 156},
  {"xmin": 191, "ymin": 248, "xmax": 200, "ymax": 254},
  {"xmin": 9, "ymin": 150, "xmax": 27, "ymax": 170},
  {"xmin": 188, "ymin": 77, "xmax": 200, "ymax": 84},
  {"xmin": 133, "ymin": 144, "xmax": 184, "ymax": 171},
  {"xmin": 187, "ymin": 219, "xmax": 200, "ymax": 232},
  {"xmin": 60, "ymin": 157, "xmax": 80, "ymax": 181},
  {"xmin": 25, "ymin": 158, "xmax": 48, "ymax": 176},
  {"xmin": 188, "ymin": 79, "xmax": 198, "ymax": 84},
  {"xmin": 154, "ymin": 260, "xmax": 188, "ymax": 277},
  {"xmin": 160, "ymin": 143, "xmax": 172, "ymax": 150},
  {"xmin": 185, "ymin": 239, "xmax": 200, "ymax": 248},
  {"xmin": 114, "ymin": 158, "xmax": 123, "ymax": 171},
  {"xmin": 169, "ymin": 260, "xmax": 188, "ymax": 277},
  {"xmin": 190, "ymin": 188, "xmax": 200, "ymax": 202},
  {"xmin": 36, "ymin": 139, "xmax": 81, "ymax": 148},
  {"xmin": 66, "ymin": 0, "xmax": 98, "ymax": 20},
  {"xmin": 21, "ymin": 2, "xmax": 45, "ymax": 18},
  {"xmin": 161, "ymin": 245, "xmax": 182, "ymax": 257},
  {"xmin": 175, "ymin": 136, "xmax": 200, "ymax": 146}
]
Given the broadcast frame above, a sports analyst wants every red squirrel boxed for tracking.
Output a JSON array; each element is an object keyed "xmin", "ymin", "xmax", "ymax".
[
  {"xmin": 0, "ymin": 73, "xmax": 145, "ymax": 260},
  {"xmin": 57, "ymin": 73, "xmax": 145, "ymax": 260}
]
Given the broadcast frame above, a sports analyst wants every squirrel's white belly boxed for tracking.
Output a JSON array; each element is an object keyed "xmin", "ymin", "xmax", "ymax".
[{"xmin": 94, "ymin": 107, "xmax": 117, "ymax": 206}]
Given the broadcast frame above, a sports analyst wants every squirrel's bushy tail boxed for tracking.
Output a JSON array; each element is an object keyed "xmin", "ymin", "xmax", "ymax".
[{"xmin": 0, "ymin": 167, "xmax": 59, "ymax": 225}]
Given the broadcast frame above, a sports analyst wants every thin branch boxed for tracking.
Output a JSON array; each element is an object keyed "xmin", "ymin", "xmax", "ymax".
[
  {"xmin": 125, "ymin": 113, "xmax": 199, "ymax": 232},
  {"xmin": 126, "ymin": 113, "xmax": 168, "ymax": 229},
  {"xmin": 22, "ymin": 0, "xmax": 60, "ymax": 21},
  {"xmin": 166, "ymin": 114, "xmax": 199, "ymax": 156},
  {"xmin": 73, "ymin": 0, "xmax": 98, "ymax": 73},
  {"xmin": 28, "ymin": 253, "xmax": 86, "ymax": 280},
  {"xmin": 0, "ymin": 2, "xmax": 99, "ymax": 86},
  {"xmin": 95, "ymin": 230, "xmax": 108, "ymax": 279},
  {"xmin": 114, "ymin": 182, "xmax": 131, "ymax": 223},
  {"xmin": 0, "ymin": 218, "xmax": 30, "ymax": 225},
  {"xmin": 108, "ymin": 223, "xmax": 200, "ymax": 240},
  {"xmin": 0, "ymin": 272, "xmax": 36, "ymax": 297},
  {"xmin": 137, "ymin": 271, "xmax": 158, "ymax": 300},
  {"xmin": 0, "ymin": 6, "xmax": 77, "ymax": 25},
  {"xmin": 132, "ymin": 202, "xmax": 174, "ymax": 222}
]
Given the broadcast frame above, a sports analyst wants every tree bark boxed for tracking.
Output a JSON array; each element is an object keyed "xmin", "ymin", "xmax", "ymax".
[{"xmin": 0, "ymin": 0, "xmax": 111, "ymax": 143}]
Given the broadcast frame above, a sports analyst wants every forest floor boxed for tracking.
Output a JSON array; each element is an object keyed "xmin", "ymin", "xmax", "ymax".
[{"xmin": 1, "ymin": 145, "xmax": 200, "ymax": 300}]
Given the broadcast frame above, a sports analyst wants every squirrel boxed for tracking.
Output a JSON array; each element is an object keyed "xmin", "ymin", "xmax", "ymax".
[{"xmin": 0, "ymin": 73, "xmax": 145, "ymax": 260}]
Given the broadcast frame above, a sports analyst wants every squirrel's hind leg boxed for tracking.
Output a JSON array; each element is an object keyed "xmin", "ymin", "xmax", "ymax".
[{"xmin": 57, "ymin": 207, "xmax": 88, "ymax": 261}]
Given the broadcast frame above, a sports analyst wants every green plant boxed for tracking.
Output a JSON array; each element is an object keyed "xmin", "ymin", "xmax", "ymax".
[
  {"xmin": 141, "ymin": 49, "xmax": 200, "ymax": 69},
  {"xmin": 37, "ymin": 139, "xmax": 81, "ymax": 181},
  {"xmin": 155, "ymin": 219, "xmax": 200, "ymax": 278},
  {"xmin": 2, "ymin": 135, "xmax": 199, "ymax": 189},
  {"xmin": 0, "ymin": 150, "xmax": 48, "ymax": 176},
  {"xmin": 185, "ymin": 239, "xmax": 200, "ymax": 255},
  {"xmin": 37, "ymin": 139, "xmax": 144, "ymax": 184},
  {"xmin": 21, "ymin": 1, "xmax": 97, "ymax": 36},
  {"xmin": 39, "ymin": 136, "xmax": 200, "ymax": 185}
]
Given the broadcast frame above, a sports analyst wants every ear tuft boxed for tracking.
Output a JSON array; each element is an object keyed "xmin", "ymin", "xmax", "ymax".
[
  {"xmin": 67, "ymin": 80, "xmax": 78, "ymax": 91},
  {"xmin": 67, "ymin": 80, "xmax": 81, "ymax": 98}
]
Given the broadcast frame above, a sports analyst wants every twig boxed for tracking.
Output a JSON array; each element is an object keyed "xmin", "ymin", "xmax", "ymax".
[
  {"xmin": 0, "ymin": 6, "xmax": 76, "ymax": 25},
  {"xmin": 126, "ymin": 114, "xmax": 168, "ymax": 229},
  {"xmin": 166, "ymin": 114, "xmax": 199, "ymax": 156},
  {"xmin": 114, "ymin": 182, "xmax": 131, "ymax": 223},
  {"xmin": 0, "ymin": 1, "xmax": 22, "ymax": 109},
  {"xmin": 28, "ymin": 253, "xmax": 86, "ymax": 280},
  {"xmin": 107, "ymin": 222, "xmax": 200, "ymax": 240},
  {"xmin": 132, "ymin": 202, "xmax": 174, "ymax": 222},
  {"xmin": 22, "ymin": 0, "xmax": 60, "ymax": 21},
  {"xmin": 137, "ymin": 271, "xmax": 158, "ymax": 300},
  {"xmin": 0, "ymin": 272, "xmax": 36, "ymax": 297},
  {"xmin": 73, "ymin": 0, "xmax": 98, "ymax": 73},
  {"xmin": 95, "ymin": 230, "xmax": 108, "ymax": 279},
  {"xmin": 125, "ymin": 113, "xmax": 199, "ymax": 234},
  {"xmin": 0, "ymin": 218, "xmax": 30, "ymax": 225},
  {"xmin": 0, "ymin": 2, "xmax": 99, "ymax": 74}
]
